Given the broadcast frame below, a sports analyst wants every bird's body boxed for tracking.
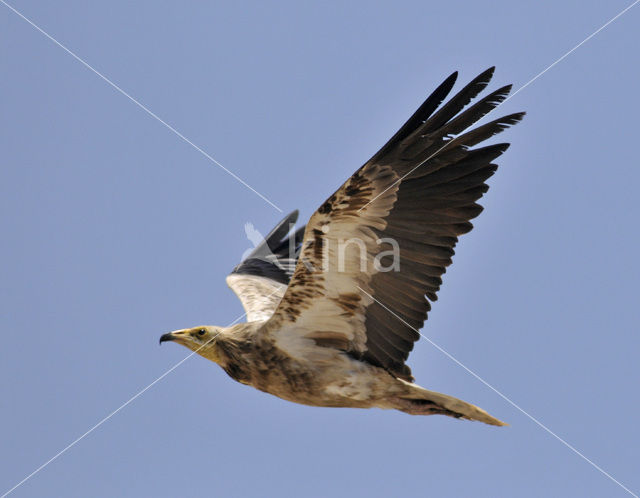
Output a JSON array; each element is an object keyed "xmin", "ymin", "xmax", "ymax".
[
  {"xmin": 168, "ymin": 322, "xmax": 503, "ymax": 424},
  {"xmin": 212, "ymin": 322, "xmax": 397, "ymax": 409},
  {"xmin": 161, "ymin": 67, "xmax": 524, "ymax": 426}
]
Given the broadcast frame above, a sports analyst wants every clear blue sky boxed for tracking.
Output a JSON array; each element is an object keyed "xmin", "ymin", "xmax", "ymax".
[{"xmin": 1, "ymin": 1, "xmax": 639, "ymax": 496}]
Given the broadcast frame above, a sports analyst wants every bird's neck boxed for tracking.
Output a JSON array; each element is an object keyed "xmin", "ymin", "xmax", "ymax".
[{"xmin": 214, "ymin": 323, "xmax": 262, "ymax": 384}]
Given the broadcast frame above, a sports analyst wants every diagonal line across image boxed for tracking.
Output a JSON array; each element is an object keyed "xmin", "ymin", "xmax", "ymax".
[
  {"xmin": 0, "ymin": 0, "xmax": 284, "ymax": 213},
  {"xmin": 1, "ymin": 1, "xmax": 638, "ymax": 497},
  {"xmin": 358, "ymin": 0, "xmax": 640, "ymax": 213},
  {"xmin": 0, "ymin": 303, "xmax": 261, "ymax": 498},
  {"xmin": 357, "ymin": 287, "xmax": 638, "ymax": 497}
]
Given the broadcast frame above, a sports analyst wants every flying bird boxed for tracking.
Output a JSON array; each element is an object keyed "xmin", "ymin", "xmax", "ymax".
[{"xmin": 160, "ymin": 67, "xmax": 524, "ymax": 425}]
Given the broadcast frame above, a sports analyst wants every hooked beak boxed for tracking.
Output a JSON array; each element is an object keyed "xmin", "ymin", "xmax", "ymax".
[
  {"xmin": 159, "ymin": 333, "xmax": 175, "ymax": 344},
  {"xmin": 159, "ymin": 329, "xmax": 187, "ymax": 345}
]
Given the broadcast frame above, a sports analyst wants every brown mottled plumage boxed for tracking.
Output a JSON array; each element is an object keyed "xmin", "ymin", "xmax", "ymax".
[{"xmin": 160, "ymin": 68, "xmax": 524, "ymax": 426}]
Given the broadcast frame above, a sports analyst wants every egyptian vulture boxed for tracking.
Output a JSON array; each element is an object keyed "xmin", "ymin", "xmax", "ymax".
[{"xmin": 160, "ymin": 67, "xmax": 524, "ymax": 425}]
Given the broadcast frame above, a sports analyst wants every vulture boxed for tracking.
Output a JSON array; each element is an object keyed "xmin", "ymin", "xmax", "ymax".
[{"xmin": 160, "ymin": 67, "xmax": 524, "ymax": 425}]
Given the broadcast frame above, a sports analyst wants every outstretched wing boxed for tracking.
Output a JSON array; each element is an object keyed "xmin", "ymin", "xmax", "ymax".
[
  {"xmin": 227, "ymin": 211, "xmax": 305, "ymax": 321},
  {"xmin": 264, "ymin": 68, "xmax": 524, "ymax": 380}
]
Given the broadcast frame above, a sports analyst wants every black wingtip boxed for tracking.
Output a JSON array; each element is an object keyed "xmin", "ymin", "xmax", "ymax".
[
  {"xmin": 497, "ymin": 83, "xmax": 513, "ymax": 96},
  {"xmin": 470, "ymin": 66, "xmax": 496, "ymax": 89},
  {"xmin": 260, "ymin": 210, "xmax": 300, "ymax": 249},
  {"xmin": 505, "ymin": 111, "xmax": 526, "ymax": 124},
  {"xmin": 479, "ymin": 66, "xmax": 496, "ymax": 81},
  {"xmin": 445, "ymin": 70, "xmax": 459, "ymax": 85},
  {"xmin": 281, "ymin": 210, "xmax": 299, "ymax": 226}
]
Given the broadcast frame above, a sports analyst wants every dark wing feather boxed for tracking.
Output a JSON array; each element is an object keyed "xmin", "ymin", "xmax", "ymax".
[
  {"xmin": 227, "ymin": 211, "xmax": 305, "ymax": 321},
  {"xmin": 265, "ymin": 68, "xmax": 524, "ymax": 380},
  {"xmin": 230, "ymin": 210, "xmax": 305, "ymax": 285}
]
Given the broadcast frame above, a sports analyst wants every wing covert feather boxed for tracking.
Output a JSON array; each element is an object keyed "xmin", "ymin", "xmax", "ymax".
[{"xmin": 263, "ymin": 68, "xmax": 524, "ymax": 380}]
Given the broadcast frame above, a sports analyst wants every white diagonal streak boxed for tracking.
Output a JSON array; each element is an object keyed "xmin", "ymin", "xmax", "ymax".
[
  {"xmin": 0, "ymin": 0, "xmax": 283, "ymax": 213},
  {"xmin": 357, "ymin": 286, "xmax": 638, "ymax": 498},
  {"xmin": 0, "ymin": 306, "xmax": 253, "ymax": 498},
  {"xmin": 358, "ymin": 0, "xmax": 640, "ymax": 213},
  {"xmin": 505, "ymin": 0, "xmax": 640, "ymax": 101}
]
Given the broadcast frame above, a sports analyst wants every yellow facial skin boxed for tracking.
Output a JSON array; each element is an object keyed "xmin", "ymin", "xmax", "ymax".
[{"xmin": 159, "ymin": 326, "xmax": 222, "ymax": 364}]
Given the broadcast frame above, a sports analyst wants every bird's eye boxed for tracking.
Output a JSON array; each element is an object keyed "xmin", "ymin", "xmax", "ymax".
[{"xmin": 197, "ymin": 329, "xmax": 206, "ymax": 336}]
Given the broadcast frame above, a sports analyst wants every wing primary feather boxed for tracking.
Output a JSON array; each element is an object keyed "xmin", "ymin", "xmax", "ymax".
[
  {"xmin": 263, "ymin": 68, "xmax": 523, "ymax": 380},
  {"xmin": 409, "ymin": 66, "xmax": 495, "ymax": 138},
  {"xmin": 228, "ymin": 211, "xmax": 305, "ymax": 321},
  {"xmin": 368, "ymin": 71, "xmax": 458, "ymax": 164}
]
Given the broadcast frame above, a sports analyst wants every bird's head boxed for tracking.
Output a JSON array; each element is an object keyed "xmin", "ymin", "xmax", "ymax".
[{"xmin": 159, "ymin": 325, "xmax": 223, "ymax": 364}]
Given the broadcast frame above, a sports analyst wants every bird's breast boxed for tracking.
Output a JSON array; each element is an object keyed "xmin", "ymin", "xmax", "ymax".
[{"xmin": 222, "ymin": 340, "xmax": 395, "ymax": 408}]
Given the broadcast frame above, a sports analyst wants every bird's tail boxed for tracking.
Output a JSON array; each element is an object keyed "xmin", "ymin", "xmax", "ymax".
[{"xmin": 395, "ymin": 380, "xmax": 506, "ymax": 426}]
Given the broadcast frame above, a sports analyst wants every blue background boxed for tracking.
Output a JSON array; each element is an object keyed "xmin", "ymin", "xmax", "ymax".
[{"xmin": 1, "ymin": 1, "xmax": 639, "ymax": 496}]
